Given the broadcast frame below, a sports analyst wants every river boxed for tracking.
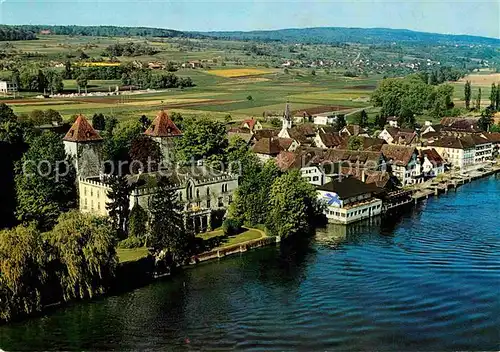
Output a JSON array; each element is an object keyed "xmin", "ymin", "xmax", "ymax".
[{"xmin": 1, "ymin": 176, "xmax": 499, "ymax": 351}]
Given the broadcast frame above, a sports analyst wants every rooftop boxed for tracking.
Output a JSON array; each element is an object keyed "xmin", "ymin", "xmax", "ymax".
[
  {"xmin": 317, "ymin": 176, "xmax": 380, "ymax": 200},
  {"xmin": 144, "ymin": 110, "xmax": 182, "ymax": 137},
  {"xmin": 63, "ymin": 115, "xmax": 103, "ymax": 143}
]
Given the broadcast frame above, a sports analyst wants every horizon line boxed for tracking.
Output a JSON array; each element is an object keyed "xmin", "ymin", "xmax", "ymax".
[{"xmin": 5, "ymin": 23, "xmax": 499, "ymax": 41}]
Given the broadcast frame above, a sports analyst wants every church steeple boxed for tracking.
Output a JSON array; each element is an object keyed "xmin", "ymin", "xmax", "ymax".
[{"xmin": 282, "ymin": 102, "xmax": 293, "ymax": 130}]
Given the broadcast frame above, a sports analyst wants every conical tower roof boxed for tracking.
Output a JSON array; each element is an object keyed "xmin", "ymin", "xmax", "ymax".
[
  {"xmin": 144, "ymin": 110, "xmax": 182, "ymax": 137},
  {"xmin": 63, "ymin": 114, "xmax": 103, "ymax": 142}
]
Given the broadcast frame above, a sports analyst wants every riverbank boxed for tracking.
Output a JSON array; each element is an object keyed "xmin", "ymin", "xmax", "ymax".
[
  {"xmin": 410, "ymin": 162, "xmax": 500, "ymax": 201},
  {"xmin": 2, "ymin": 175, "xmax": 498, "ymax": 351}
]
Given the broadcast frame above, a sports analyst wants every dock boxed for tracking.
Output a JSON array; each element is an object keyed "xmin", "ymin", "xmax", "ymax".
[{"xmin": 410, "ymin": 163, "xmax": 500, "ymax": 202}]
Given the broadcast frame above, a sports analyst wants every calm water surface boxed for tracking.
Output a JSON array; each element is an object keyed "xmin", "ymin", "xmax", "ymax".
[{"xmin": 1, "ymin": 176, "xmax": 500, "ymax": 351}]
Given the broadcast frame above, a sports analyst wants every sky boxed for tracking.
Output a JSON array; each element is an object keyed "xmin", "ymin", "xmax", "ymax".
[{"xmin": 0, "ymin": 0, "xmax": 499, "ymax": 38}]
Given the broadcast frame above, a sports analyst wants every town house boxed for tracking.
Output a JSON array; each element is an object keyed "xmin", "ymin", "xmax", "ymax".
[{"xmin": 381, "ymin": 145, "xmax": 421, "ymax": 185}]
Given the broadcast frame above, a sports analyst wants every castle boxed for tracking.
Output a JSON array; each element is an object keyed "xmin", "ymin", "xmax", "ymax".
[{"xmin": 67, "ymin": 111, "xmax": 239, "ymax": 233}]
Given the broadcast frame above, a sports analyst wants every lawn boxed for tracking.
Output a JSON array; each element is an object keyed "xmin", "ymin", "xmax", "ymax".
[
  {"xmin": 197, "ymin": 227, "xmax": 264, "ymax": 249},
  {"xmin": 117, "ymin": 247, "xmax": 149, "ymax": 263}
]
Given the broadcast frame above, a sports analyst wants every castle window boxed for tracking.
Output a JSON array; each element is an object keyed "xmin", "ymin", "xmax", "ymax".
[
  {"xmin": 207, "ymin": 198, "xmax": 211, "ymax": 208},
  {"xmin": 84, "ymin": 187, "xmax": 87, "ymax": 196},
  {"xmin": 196, "ymin": 189, "xmax": 200, "ymax": 199},
  {"xmin": 218, "ymin": 197, "xmax": 224, "ymax": 207},
  {"xmin": 97, "ymin": 202, "xmax": 100, "ymax": 210},
  {"xmin": 187, "ymin": 183, "xmax": 193, "ymax": 200},
  {"xmin": 228, "ymin": 195, "xmax": 232, "ymax": 204},
  {"xmin": 179, "ymin": 192, "xmax": 183, "ymax": 202}
]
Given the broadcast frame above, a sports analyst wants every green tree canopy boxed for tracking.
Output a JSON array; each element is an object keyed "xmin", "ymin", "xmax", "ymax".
[
  {"xmin": 106, "ymin": 174, "xmax": 132, "ymax": 239},
  {"xmin": 129, "ymin": 134, "xmax": 161, "ymax": 173},
  {"xmin": 0, "ymin": 224, "xmax": 47, "ymax": 322},
  {"xmin": 149, "ymin": 177, "xmax": 189, "ymax": 262},
  {"xmin": 266, "ymin": 170, "xmax": 323, "ymax": 238},
  {"xmin": 15, "ymin": 131, "xmax": 76, "ymax": 230},
  {"xmin": 176, "ymin": 117, "xmax": 228, "ymax": 166},
  {"xmin": 46, "ymin": 211, "xmax": 117, "ymax": 301}
]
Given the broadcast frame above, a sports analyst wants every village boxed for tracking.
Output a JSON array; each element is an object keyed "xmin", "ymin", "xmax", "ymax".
[{"xmin": 62, "ymin": 102, "xmax": 500, "ymax": 232}]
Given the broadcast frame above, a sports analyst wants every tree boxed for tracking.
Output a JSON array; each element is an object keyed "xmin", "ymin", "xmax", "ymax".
[
  {"xmin": 496, "ymin": 85, "xmax": 500, "ymax": 111},
  {"xmin": 106, "ymin": 175, "xmax": 132, "ymax": 239},
  {"xmin": 10, "ymin": 68, "xmax": 20, "ymax": 90},
  {"xmin": 76, "ymin": 73, "xmax": 88, "ymax": 93},
  {"xmin": 0, "ymin": 103, "xmax": 17, "ymax": 123},
  {"xmin": 333, "ymin": 114, "xmax": 346, "ymax": 131},
  {"xmin": 228, "ymin": 160, "xmax": 280, "ymax": 226},
  {"xmin": 0, "ymin": 115, "xmax": 28, "ymax": 228},
  {"xmin": 45, "ymin": 70, "xmax": 64, "ymax": 94},
  {"xmin": 0, "ymin": 224, "xmax": 47, "ymax": 322},
  {"xmin": 475, "ymin": 88, "xmax": 482, "ymax": 111},
  {"xmin": 478, "ymin": 107, "xmax": 494, "ymax": 131},
  {"xmin": 374, "ymin": 114, "xmax": 387, "ymax": 129},
  {"xmin": 28, "ymin": 109, "xmax": 62, "ymax": 125},
  {"xmin": 15, "ymin": 132, "xmax": 76, "ymax": 231},
  {"xmin": 247, "ymin": 95, "xmax": 253, "ymax": 101},
  {"xmin": 46, "ymin": 211, "xmax": 117, "ymax": 301},
  {"xmin": 149, "ymin": 177, "xmax": 189, "ymax": 263},
  {"xmin": 103, "ymin": 120, "xmax": 142, "ymax": 173},
  {"xmin": 129, "ymin": 134, "xmax": 162, "ymax": 173},
  {"xmin": 352, "ymin": 109, "xmax": 368, "ymax": 127},
  {"xmin": 430, "ymin": 84, "xmax": 454, "ymax": 119},
  {"xmin": 464, "ymin": 81, "xmax": 471, "ymax": 110},
  {"xmin": 37, "ymin": 70, "xmax": 47, "ymax": 93},
  {"xmin": 176, "ymin": 118, "xmax": 228, "ymax": 166},
  {"xmin": 490, "ymin": 83, "xmax": 497, "ymax": 109},
  {"xmin": 139, "ymin": 114, "xmax": 151, "ymax": 131},
  {"xmin": 129, "ymin": 203, "xmax": 148, "ymax": 240},
  {"xmin": 347, "ymin": 136, "xmax": 364, "ymax": 151},
  {"xmin": 92, "ymin": 113, "xmax": 106, "ymax": 130},
  {"xmin": 266, "ymin": 170, "xmax": 322, "ymax": 238},
  {"xmin": 64, "ymin": 60, "xmax": 72, "ymax": 79}
]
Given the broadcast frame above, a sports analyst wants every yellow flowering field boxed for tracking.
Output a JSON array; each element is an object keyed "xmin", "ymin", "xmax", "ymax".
[{"xmin": 206, "ymin": 68, "xmax": 275, "ymax": 78}]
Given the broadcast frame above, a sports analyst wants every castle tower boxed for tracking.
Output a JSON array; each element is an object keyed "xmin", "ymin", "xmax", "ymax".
[
  {"xmin": 63, "ymin": 114, "xmax": 103, "ymax": 178},
  {"xmin": 144, "ymin": 110, "xmax": 182, "ymax": 166}
]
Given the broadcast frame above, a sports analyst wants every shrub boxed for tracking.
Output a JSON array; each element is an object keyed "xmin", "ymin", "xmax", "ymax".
[
  {"xmin": 222, "ymin": 218, "xmax": 243, "ymax": 236},
  {"xmin": 118, "ymin": 236, "xmax": 144, "ymax": 249}
]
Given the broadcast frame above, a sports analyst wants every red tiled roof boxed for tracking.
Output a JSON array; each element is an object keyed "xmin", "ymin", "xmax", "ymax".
[
  {"xmin": 277, "ymin": 137, "xmax": 294, "ymax": 150},
  {"xmin": 420, "ymin": 148, "xmax": 444, "ymax": 165},
  {"xmin": 63, "ymin": 115, "xmax": 102, "ymax": 142},
  {"xmin": 276, "ymin": 151, "xmax": 298, "ymax": 170},
  {"xmin": 254, "ymin": 129, "xmax": 279, "ymax": 140},
  {"xmin": 318, "ymin": 132, "xmax": 345, "ymax": 148},
  {"xmin": 252, "ymin": 138, "xmax": 283, "ymax": 155},
  {"xmin": 144, "ymin": 110, "xmax": 182, "ymax": 137},
  {"xmin": 381, "ymin": 144, "xmax": 417, "ymax": 166},
  {"xmin": 242, "ymin": 119, "xmax": 257, "ymax": 130}
]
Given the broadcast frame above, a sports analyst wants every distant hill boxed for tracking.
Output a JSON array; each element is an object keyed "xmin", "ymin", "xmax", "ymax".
[
  {"xmin": 201, "ymin": 27, "xmax": 500, "ymax": 46},
  {"xmin": 2, "ymin": 25, "xmax": 201, "ymax": 39}
]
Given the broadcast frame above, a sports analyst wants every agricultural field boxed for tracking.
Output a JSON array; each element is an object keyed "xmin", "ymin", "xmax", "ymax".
[
  {"xmin": 4, "ymin": 32, "xmax": 495, "ymax": 124},
  {"xmin": 3, "ymin": 64, "xmax": 380, "ymax": 122},
  {"xmin": 205, "ymin": 68, "xmax": 276, "ymax": 78}
]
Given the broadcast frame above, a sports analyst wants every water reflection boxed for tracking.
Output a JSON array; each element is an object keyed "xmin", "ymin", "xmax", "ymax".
[{"xmin": 1, "ymin": 177, "xmax": 499, "ymax": 351}]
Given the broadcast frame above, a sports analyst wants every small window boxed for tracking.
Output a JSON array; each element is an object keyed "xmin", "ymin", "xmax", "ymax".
[{"xmin": 218, "ymin": 197, "xmax": 224, "ymax": 207}]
